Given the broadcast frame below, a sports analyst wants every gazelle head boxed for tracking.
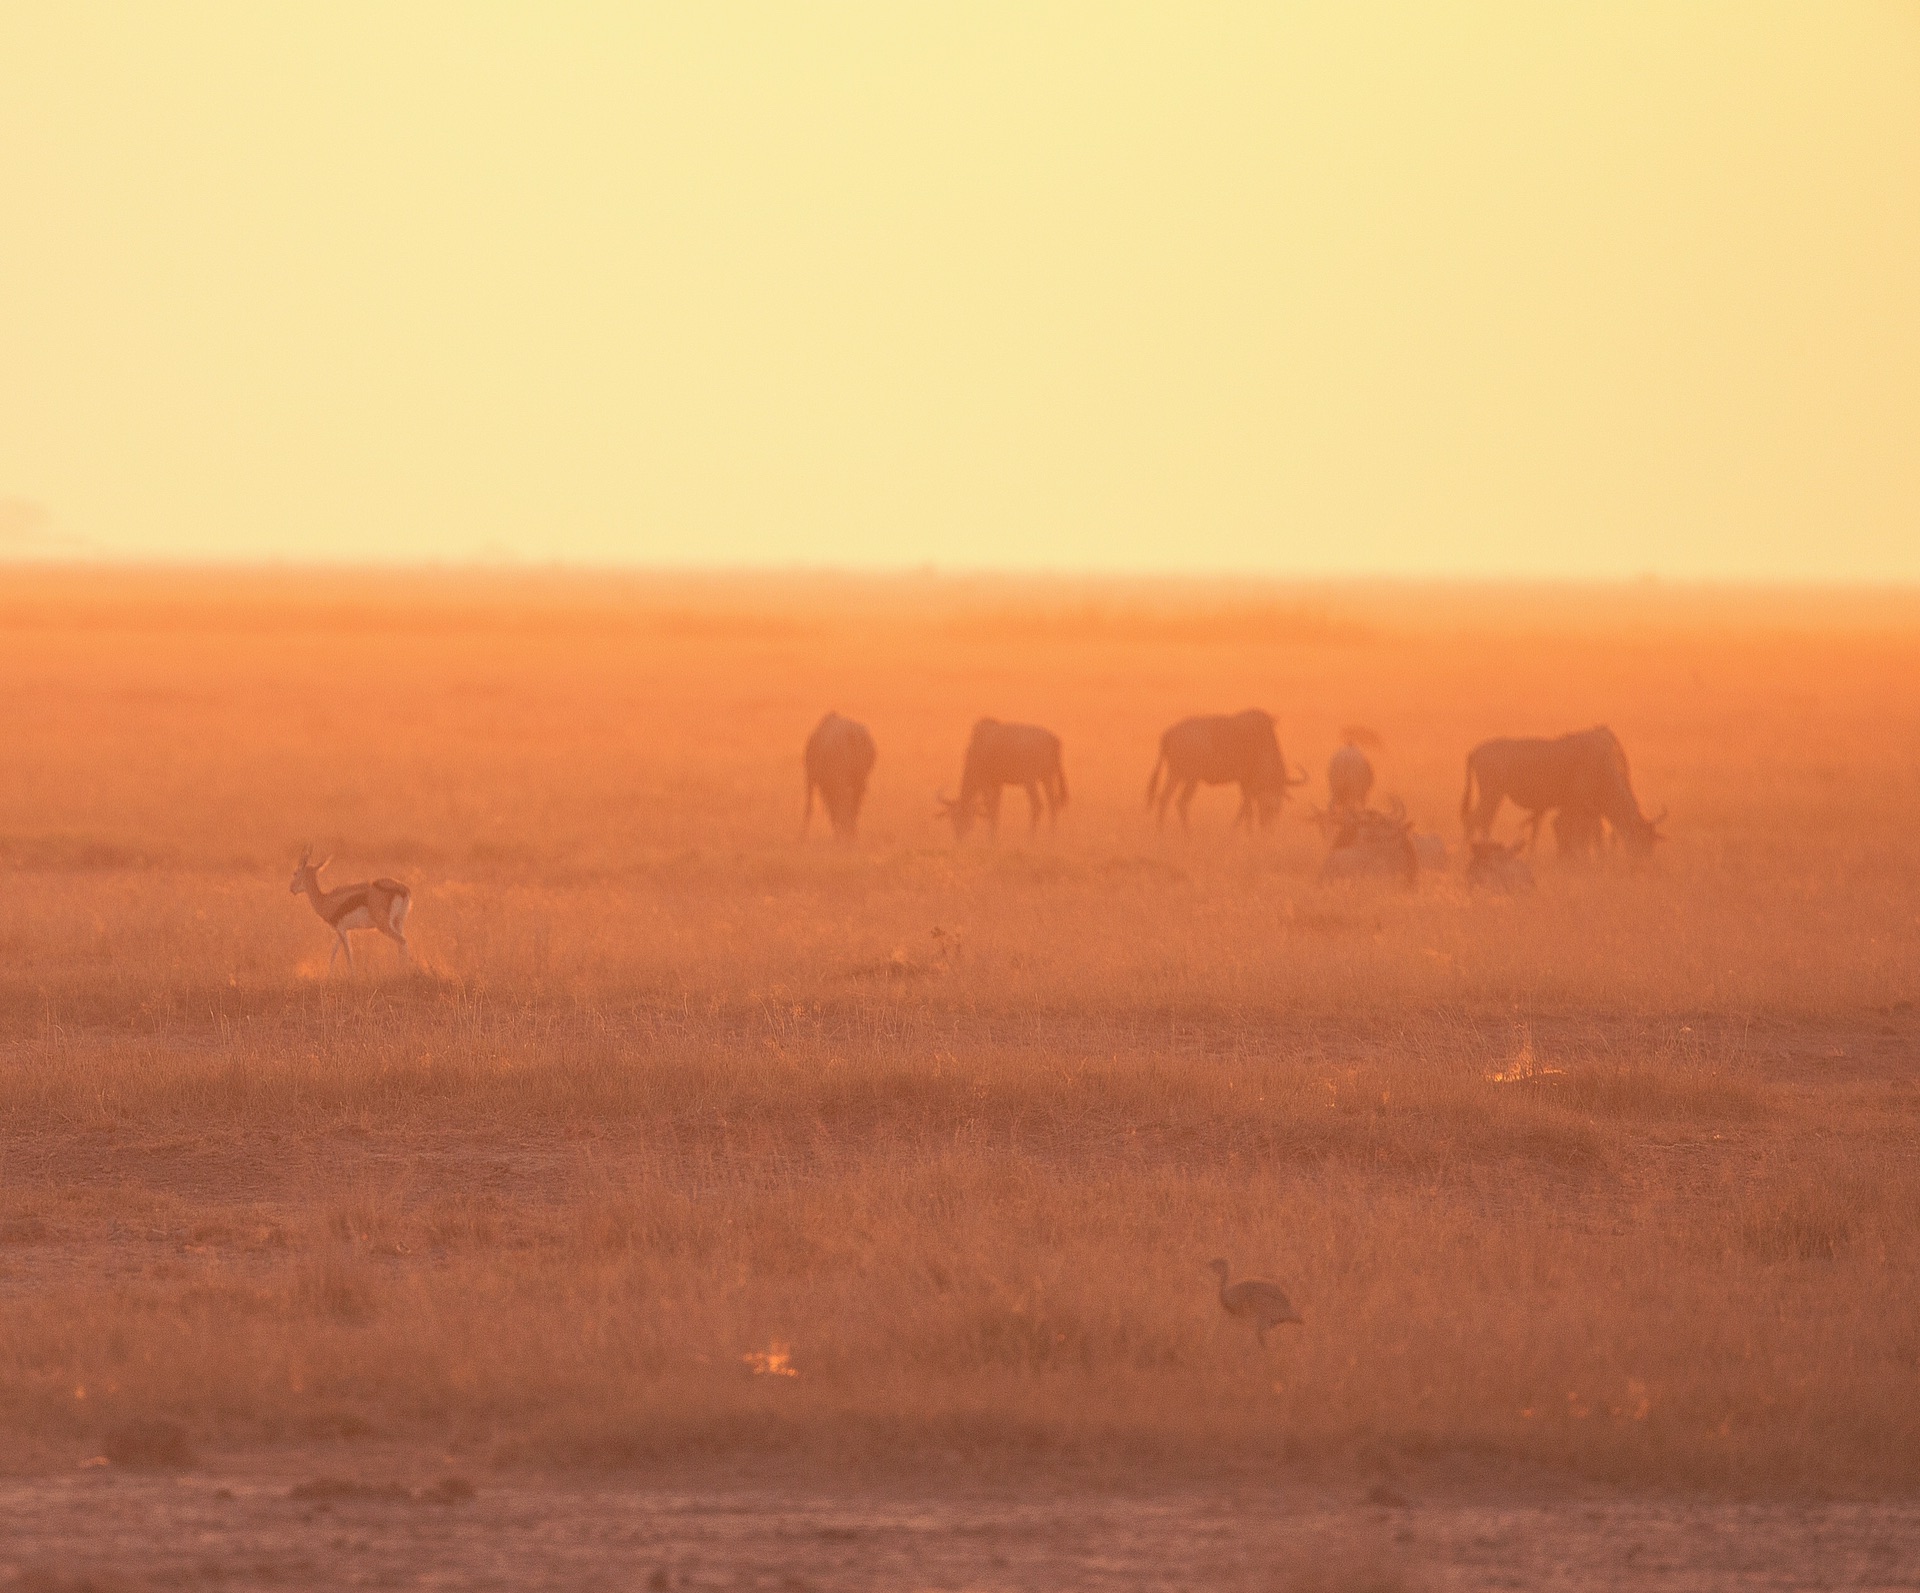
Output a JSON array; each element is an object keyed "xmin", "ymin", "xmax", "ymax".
[{"xmin": 289, "ymin": 845, "xmax": 330, "ymax": 894}]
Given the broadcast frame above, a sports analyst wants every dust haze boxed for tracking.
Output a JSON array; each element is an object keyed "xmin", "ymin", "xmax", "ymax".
[{"xmin": 0, "ymin": 569, "xmax": 1916, "ymax": 1588}]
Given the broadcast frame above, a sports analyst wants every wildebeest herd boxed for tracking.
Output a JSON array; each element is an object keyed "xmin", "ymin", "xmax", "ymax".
[
  {"xmin": 297, "ymin": 709, "xmax": 1666, "ymax": 966},
  {"xmin": 801, "ymin": 708, "xmax": 1667, "ymax": 892}
]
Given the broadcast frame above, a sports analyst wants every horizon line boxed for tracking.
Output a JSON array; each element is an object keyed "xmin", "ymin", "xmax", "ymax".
[{"xmin": 2, "ymin": 555, "xmax": 1919, "ymax": 596}]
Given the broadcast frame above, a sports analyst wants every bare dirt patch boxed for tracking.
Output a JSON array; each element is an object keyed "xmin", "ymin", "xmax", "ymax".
[{"xmin": 1, "ymin": 1458, "xmax": 1918, "ymax": 1591}]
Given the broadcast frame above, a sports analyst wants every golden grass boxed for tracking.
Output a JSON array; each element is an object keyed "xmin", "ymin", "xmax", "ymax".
[{"xmin": 0, "ymin": 569, "xmax": 1916, "ymax": 1486}]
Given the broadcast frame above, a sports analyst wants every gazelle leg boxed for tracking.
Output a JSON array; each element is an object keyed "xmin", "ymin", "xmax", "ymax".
[
  {"xmin": 328, "ymin": 937, "xmax": 339, "ymax": 973},
  {"xmin": 338, "ymin": 930, "xmax": 355, "ymax": 971}
]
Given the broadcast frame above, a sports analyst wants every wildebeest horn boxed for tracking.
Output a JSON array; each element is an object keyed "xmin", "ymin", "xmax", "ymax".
[
  {"xmin": 298, "ymin": 843, "xmax": 311, "ymax": 865},
  {"xmin": 1651, "ymin": 806, "xmax": 1668, "ymax": 826},
  {"xmin": 1287, "ymin": 763, "xmax": 1309, "ymax": 787}
]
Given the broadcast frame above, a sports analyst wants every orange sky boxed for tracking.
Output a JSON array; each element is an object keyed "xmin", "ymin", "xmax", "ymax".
[{"xmin": 1, "ymin": 4, "xmax": 1916, "ymax": 578}]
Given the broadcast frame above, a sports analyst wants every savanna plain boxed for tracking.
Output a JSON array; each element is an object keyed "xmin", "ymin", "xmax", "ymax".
[{"xmin": 0, "ymin": 570, "xmax": 1916, "ymax": 1591}]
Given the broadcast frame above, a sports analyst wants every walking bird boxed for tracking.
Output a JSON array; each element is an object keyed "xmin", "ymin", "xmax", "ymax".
[{"xmin": 1209, "ymin": 1259, "xmax": 1303, "ymax": 1345}]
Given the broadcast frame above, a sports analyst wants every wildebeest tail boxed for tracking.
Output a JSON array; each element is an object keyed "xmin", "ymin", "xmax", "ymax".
[
  {"xmin": 1144, "ymin": 751, "xmax": 1164, "ymax": 807},
  {"xmin": 1054, "ymin": 757, "xmax": 1069, "ymax": 808}
]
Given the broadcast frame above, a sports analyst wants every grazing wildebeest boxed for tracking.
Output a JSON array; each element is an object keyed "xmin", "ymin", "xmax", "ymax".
[
  {"xmin": 1327, "ymin": 741, "xmax": 1374, "ymax": 814},
  {"xmin": 1460, "ymin": 725, "xmax": 1665, "ymax": 856},
  {"xmin": 1318, "ymin": 797, "xmax": 1418, "ymax": 887},
  {"xmin": 1466, "ymin": 839, "xmax": 1535, "ymax": 892},
  {"xmin": 936, "ymin": 719, "xmax": 1067, "ymax": 840},
  {"xmin": 1145, "ymin": 710, "xmax": 1307, "ymax": 832},
  {"xmin": 802, "ymin": 711, "xmax": 877, "ymax": 841}
]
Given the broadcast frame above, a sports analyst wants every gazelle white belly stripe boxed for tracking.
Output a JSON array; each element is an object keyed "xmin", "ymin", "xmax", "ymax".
[{"xmin": 334, "ymin": 906, "xmax": 375, "ymax": 932}]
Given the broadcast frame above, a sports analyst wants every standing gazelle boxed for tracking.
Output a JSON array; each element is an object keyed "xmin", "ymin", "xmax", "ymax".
[{"xmin": 289, "ymin": 846, "xmax": 411, "ymax": 971}]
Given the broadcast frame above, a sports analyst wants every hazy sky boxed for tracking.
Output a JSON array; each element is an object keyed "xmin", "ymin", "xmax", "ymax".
[{"xmin": 2, "ymin": 5, "xmax": 1915, "ymax": 578}]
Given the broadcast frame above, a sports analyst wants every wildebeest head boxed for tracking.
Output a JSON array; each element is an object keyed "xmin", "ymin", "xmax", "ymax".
[
  {"xmin": 933, "ymin": 789, "xmax": 976, "ymax": 839},
  {"xmin": 1248, "ymin": 748, "xmax": 1309, "ymax": 830},
  {"xmin": 1584, "ymin": 729, "xmax": 1666, "ymax": 855},
  {"xmin": 1613, "ymin": 805, "xmax": 1667, "ymax": 857}
]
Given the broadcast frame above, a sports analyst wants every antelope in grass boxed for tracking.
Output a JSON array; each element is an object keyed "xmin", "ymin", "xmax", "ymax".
[{"xmin": 289, "ymin": 845, "xmax": 411, "ymax": 971}]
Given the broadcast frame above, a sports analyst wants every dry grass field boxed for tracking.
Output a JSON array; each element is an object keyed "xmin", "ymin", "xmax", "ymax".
[{"xmin": 0, "ymin": 568, "xmax": 1917, "ymax": 1585}]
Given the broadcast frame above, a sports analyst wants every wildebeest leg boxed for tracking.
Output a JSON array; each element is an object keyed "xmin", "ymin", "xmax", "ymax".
[
  {"xmin": 986, "ymin": 787, "xmax": 1003, "ymax": 837},
  {"xmin": 1466, "ymin": 789, "xmax": 1503, "ymax": 845},
  {"xmin": 1175, "ymin": 781, "xmax": 1196, "ymax": 832},
  {"xmin": 1521, "ymin": 809, "xmax": 1546, "ymax": 851},
  {"xmin": 801, "ymin": 776, "xmax": 815, "ymax": 840}
]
